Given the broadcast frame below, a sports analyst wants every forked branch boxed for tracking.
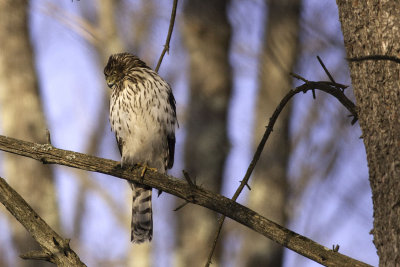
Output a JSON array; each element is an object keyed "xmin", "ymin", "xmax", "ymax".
[
  {"xmin": 0, "ymin": 177, "xmax": 86, "ymax": 266},
  {"xmin": 205, "ymin": 75, "xmax": 358, "ymax": 266}
]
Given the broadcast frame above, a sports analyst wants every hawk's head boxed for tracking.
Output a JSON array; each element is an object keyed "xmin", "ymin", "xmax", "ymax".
[{"xmin": 104, "ymin": 53, "xmax": 150, "ymax": 89}]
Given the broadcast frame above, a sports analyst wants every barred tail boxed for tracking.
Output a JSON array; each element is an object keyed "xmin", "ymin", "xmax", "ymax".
[{"xmin": 131, "ymin": 183, "xmax": 153, "ymax": 243}]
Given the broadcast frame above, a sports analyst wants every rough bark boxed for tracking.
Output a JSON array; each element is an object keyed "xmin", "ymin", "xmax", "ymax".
[
  {"xmin": 336, "ymin": 1, "xmax": 400, "ymax": 266},
  {"xmin": 177, "ymin": 1, "xmax": 232, "ymax": 266},
  {"xmin": 0, "ymin": 1, "xmax": 59, "ymax": 266},
  {"xmin": 238, "ymin": 1, "xmax": 301, "ymax": 266},
  {"xmin": 0, "ymin": 177, "xmax": 86, "ymax": 267}
]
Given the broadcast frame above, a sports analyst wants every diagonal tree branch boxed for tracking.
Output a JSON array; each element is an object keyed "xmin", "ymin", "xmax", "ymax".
[
  {"xmin": 0, "ymin": 80, "xmax": 367, "ymax": 266},
  {"xmin": 0, "ymin": 177, "xmax": 86, "ymax": 266},
  {"xmin": 205, "ymin": 75, "xmax": 357, "ymax": 265},
  {"xmin": 0, "ymin": 133, "xmax": 369, "ymax": 267}
]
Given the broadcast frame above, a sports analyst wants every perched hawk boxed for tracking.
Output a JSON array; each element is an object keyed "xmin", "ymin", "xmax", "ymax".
[{"xmin": 104, "ymin": 53, "xmax": 177, "ymax": 243}]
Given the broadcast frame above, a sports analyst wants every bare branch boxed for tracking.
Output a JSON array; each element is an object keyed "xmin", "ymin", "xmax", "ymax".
[
  {"xmin": 0, "ymin": 78, "xmax": 365, "ymax": 267},
  {"xmin": 155, "ymin": 0, "xmax": 178, "ymax": 72},
  {"xmin": 182, "ymin": 170, "xmax": 195, "ymax": 188},
  {"xmin": 0, "ymin": 134, "xmax": 368, "ymax": 266},
  {"xmin": 173, "ymin": 201, "xmax": 190, "ymax": 211},
  {"xmin": 20, "ymin": 250, "xmax": 51, "ymax": 261},
  {"xmin": 0, "ymin": 177, "xmax": 86, "ymax": 266},
  {"xmin": 317, "ymin": 56, "xmax": 336, "ymax": 84},
  {"xmin": 290, "ymin": 72, "xmax": 309, "ymax": 83},
  {"xmin": 205, "ymin": 78, "xmax": 358, "ymax": 266},
  {"xmin": 45, "ymin": 129, "xmax": 52, "ymax": 145},
  {"xmin": 347, "ymin": 55, "xmax": 400, "ymax": 64}
]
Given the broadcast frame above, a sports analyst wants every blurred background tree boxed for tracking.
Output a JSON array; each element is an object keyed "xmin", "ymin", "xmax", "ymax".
[
  {"xmin": 0, "ymin": 1, "xmax": 59, "ymax": 267},
  {"xmin": 176, "ymin": 1, "xmax": 232, "ymax": 266},
  {"xmin": 0, "ymin": 0, "xmax": 377, "ymax": 266},
  {"xmin": 236, "ymin": 0, "xmax": 300, "ymax": 266}
]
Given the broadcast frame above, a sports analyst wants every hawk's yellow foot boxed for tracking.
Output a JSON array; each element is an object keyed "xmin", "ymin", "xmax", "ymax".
[{"xmin": 140, "ymin": 164, "xmax": 157, "ymax": 178}]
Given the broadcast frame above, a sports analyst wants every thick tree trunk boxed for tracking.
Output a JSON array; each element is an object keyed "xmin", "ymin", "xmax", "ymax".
[
  {"xmin": 176, "ymin": 1, "xmax": 232, "ymax": 266},
  {"xmin": 237, "ymin": 1, "xmax": 301, "ymax": 266},
  {"xmin": 0, "ymin": 1, "xmax": 59, "ymax": 266},
  {"xmin": 336, "ymin": 1, "xmax": 400, "ymax": 266}
]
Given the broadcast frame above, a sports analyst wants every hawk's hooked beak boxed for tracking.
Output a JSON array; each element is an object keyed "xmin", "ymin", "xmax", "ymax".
[{"xmin": 106, "ymin": 76, "xmax": 114, "ymax": 89}]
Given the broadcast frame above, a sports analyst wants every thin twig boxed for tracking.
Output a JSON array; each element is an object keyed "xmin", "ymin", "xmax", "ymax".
[
  {"xmin": 204, "ymin": 78, "xmax": 357, "ymax": 266},
  {"xmin": 183, "ymin": 170, "xmax": 195, "ymax": 187},
  {"xmin": 239, "ymin": 180, "xmax": 251, "ymax": 190},
  {"xmin": 45, "ymin": 129, "xmax": 52, "ymax": 145},
  {"xmin": 155, "ymin": 0, "xmax": 178, "ymax": 72},
  {"xmin": 290, "ymin": 72, "xmax": 309, "ymax": 83},
  {"xmin": 333, "ymin": 244, "xmax": 340, "ymax": 252},
  {"xmin": 205, "ymin": 86, "xmax": 295, "ymax": 267},
  {"xmin": 182, "ymin": 170, "xmax": 196, "ymax": 203},
  {"xmin": 20, "ymin": 250, "xmax": 51, "ymax": 261},
  {"xmin": 173, "ymin": 201, "xmax": 189, "ymax": 211},
  {"xmin": 317, "ymin": 56, "xmax": 336, "ymax": 84},
  {"xmin": 347, "ymin": 55, "xmax": 400, "ymax": 64}
]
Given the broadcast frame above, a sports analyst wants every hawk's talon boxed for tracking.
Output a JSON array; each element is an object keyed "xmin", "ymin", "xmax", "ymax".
[{"xmin": 140, "ymin": 164, "xmax": 157, "ymax": 179}]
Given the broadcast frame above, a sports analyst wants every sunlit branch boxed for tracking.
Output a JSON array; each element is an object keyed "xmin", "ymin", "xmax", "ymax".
[{"xmin": 0, "ymin": 79, "xmax": 369, "ymax": 267}]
